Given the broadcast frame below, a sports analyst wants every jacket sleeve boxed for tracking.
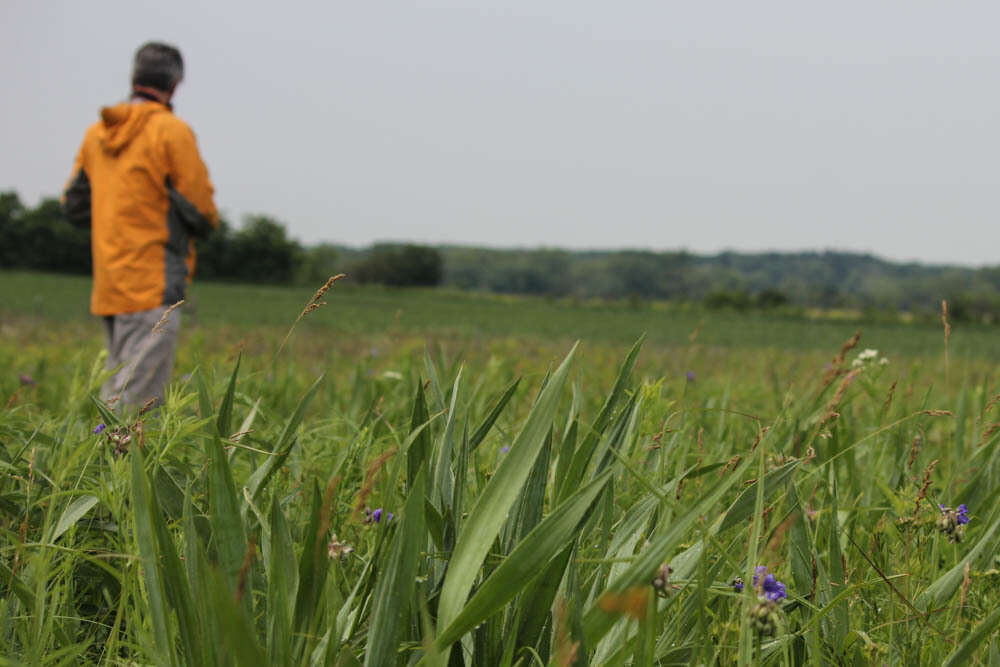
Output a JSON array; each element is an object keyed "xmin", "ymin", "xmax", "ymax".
[
  {"xmin": 164, "ymin": 120, "xmax": 219, "ymax": 239},
  {"xmin": 62, "ymin": 145, "xmax": 92, "ymax": 228}
]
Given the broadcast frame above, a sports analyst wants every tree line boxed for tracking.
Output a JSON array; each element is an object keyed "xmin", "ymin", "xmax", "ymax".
[
  {"xmin": 0, "ymin": 191, "xmax": 440, "ymax": 288},
  {"xmin": 4, "ymin": 189, "xmax": 1000, "ymax": 322}
]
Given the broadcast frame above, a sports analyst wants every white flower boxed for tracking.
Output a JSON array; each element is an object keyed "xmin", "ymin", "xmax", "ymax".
[{"xmin": 852, "ymin": 348, "xmax": 889, "ymax": 369}]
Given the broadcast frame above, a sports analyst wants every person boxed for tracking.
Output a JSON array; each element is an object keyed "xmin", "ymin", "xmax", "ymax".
[{"xmin": 62, "ymin": 42, "xmax": 218, "ymax": 408}]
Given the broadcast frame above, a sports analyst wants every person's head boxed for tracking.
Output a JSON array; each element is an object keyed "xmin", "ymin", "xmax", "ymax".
[{"xmin": 131, "ymin": 42, "xmax": 184, "ymax": 104}]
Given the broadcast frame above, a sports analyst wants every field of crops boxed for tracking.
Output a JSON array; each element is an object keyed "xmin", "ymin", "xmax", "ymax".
[{"xmin": 3, "ymin": 270, "xmax": 1000, "ymax": 665}]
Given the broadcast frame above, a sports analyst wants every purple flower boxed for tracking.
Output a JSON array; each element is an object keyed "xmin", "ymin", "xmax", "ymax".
[
  {"xmin": 94, "ymin": 423, "xmax": 107, "ymax": 434},
  {"xmin": 19, "ymin": 373, "xmax": 36, "ymax": 386},
  {"xmin": 500, "ymin": 446, "xmax": 510, "ymax": 455},
  {"xmin": 370, "ymin": 508, "xmax": 393, "ymax": 524},
  {"xmin": 761, "ymin": 574, "xmax": 787, "ymax": 602},
  {"xmin": 743, "ymin": 565, "xmax": 788, "ymax": 602},
  {"xmin": 957, "ymin": 504, "xmax": 970, "ymax": 525},
  {"xmin": 685, "ymin": 370, "xmax": 696, "ymax": 382}
]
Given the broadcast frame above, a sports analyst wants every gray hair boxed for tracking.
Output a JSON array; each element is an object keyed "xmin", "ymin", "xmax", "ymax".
[{"xmin": 132, "ymin": 42, "xmax": 184, "ymax": 92}]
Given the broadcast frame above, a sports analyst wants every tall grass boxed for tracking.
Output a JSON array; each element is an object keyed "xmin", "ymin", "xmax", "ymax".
[{"xmin": 2, "ymin": 282, "xmax": 1000, "ymax": 663}]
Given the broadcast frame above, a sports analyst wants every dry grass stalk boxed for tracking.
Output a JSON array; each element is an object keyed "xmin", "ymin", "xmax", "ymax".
[
  {"xmin": 553, "ymin": 598, "xmax": 581, "ymax": 666},
  {"xmin": 235, "ymin": 536, "xmax": 257, "ymax": 602},
  {"xmin": 750, "ymin": 425, "xmax": 771, "ymax": 453},
  {"xmin": 152, "ymin": 299, "xmax": 184, "ymax": 334},
  {"xmin": 822, "ymin": 330, "xmax": 862, "ymax": 387},
  {"xmin": 4, "ymin": 389, "xmax": 19, "ymax": 409},
  {"xmin": 319, "ymin": 474, "xmax": 341, "ymax": 540},
  {"xmin": 907, "ymin": 433, "xmax": 922, "ymax": 470},
  {"xmin": 352, "ymin": 447, "xmax": 398, "ymax": 520},
  {"xmin": 688, "ymin": 320, "xmax": 703, "ymax": 344},
  {"xmin": 942, "ymin": 300, "xmax": 951, "ymax": 386},
  {"xmin": 981, "ymin": 392, "xmax": 1000, "ymax": 422},
  {"xmin": 912, "ymin": 458, "xmax": 938, "ymax": 519},
  {"xmin": 276, "ymin": 274, "xmax": 346, "ymax": 356},
  {"xmin": 596, "ymin": 586, "xmax": 649, "ymax": 620},
  {"xmin": 920, "ymin": 409, "xmax": 953, "ymax": 417},
  {"xmin": 979, "ymin": 422, "xmax": 1000, "ymax": 446},
  {"xmin": 883, "ymin": 380, "xmax": 897, "ymax": 414},
  {"xmin": 820, "ymin": 369, "xmax": 861, "ymax": 426},
  {"xmin": 720, "ymin": 454, "xmax": 742, "ymax": 476}
]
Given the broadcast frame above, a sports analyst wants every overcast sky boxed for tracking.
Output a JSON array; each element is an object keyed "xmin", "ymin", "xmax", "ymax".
[{"xmin": 3, "ymin": 1, "xmax": 999, "ymax": 265}]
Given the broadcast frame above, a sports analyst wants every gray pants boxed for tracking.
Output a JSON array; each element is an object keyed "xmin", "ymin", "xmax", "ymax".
[{"xmin": 100, "ymin": 305, "xmax": 181, "ymax": 409}]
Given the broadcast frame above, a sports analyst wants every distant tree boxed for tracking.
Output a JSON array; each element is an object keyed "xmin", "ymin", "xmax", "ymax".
[
  {"xmin": 0, "ymin": 191, "xmax": 26, "ymax": 269},
  {"xmin": 24, "ymin": 198, "xmax": 91, "ymax": 274},
  {"xmin": 0, "ymin": 193, "xmax": 90, "ymax": 273},
  {"xmin": 194, "ymin": 217, "xmax": 235, "ymax": 280},
  {"xmin": 226, "ymin": 215, "xmax": 303, "ymax": 284},
  {"xmin": 755, "ymin": 288, "xmax": 789, "ymax": 309},
  {"xmin": 354, "ymin": 244, "xmax": 443, "ymax": 287},
  {"xmin": 704, "ymin": 289, "xmax": 751, "ymax": 310},
  {"xmin": 297, "ymin": 243, "xmax": 342, "ymax": 285}
]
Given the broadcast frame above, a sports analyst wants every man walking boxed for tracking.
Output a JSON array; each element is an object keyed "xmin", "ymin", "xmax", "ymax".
[{"xmin": 63, "ymin": 42, "xmax": 218, "ymax": 408}]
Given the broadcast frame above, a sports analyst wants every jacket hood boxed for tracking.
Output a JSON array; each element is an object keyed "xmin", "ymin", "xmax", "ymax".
[{"xmin": 98, "ymin": 101, "xmax": 166, "ymax": 156}]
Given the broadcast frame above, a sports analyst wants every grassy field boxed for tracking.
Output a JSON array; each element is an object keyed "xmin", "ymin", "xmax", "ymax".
[{"xmin": 3, "ymin": 270, "xmax": 1000, "ymax": 665}]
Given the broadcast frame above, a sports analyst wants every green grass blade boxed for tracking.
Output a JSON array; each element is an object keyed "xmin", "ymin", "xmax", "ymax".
[
  {"xmin": 205, "ymin": 564, "xmax": 268, "ymax": 665},
  {"xmin": 435, "ymin": 343, "xmax": 577, "ymax": 635},
  {"xmin": 583, "ymin": 457, "xmax": 749, "ymax": 646},
  {"xmin": 293, "ymin": 481, "xmax": 332, "ymax": 657},
  {"xmin": 216, "ymin": 353, "xmax": 241, "ymax": 438},
  {"xmin": 432, "ymin": 369, "xmax": 461, "ymax": 524},
  {"xmin": 364, "ymin": 469, "xmax": 427, "ymax": 666},
  {"xmin": 408, "ymin": 379, "xmax": 432, "ymax": 491},
  {"xmin": 129, "ymin": 444, "xmax": 175, "ymax": 666},
  {"xmin": 826, "ymin": 475, "xmax": 849, "ymax": 652},
  {"xmin": 435, "ymin": 468, "xmax": 612, "ymax": 650},
  {"xmin": 266, "ymin": 495, "xmax": 297, "ymax": 667},
  {"xmin": 469, "ymin": 378, "xmax": 520, "ymax": 452},
  {"xmin": 718, "ymin": 460, "xmax": 800, "ymax": 533},
  {"xmin": 205, "ymin": 429, "xmax": 249, "ymax": 591},
  {"xmin": 942, "ymin": 605, "xmax": 1000, "ymax": 667},
  {"xmin": 916, "ymin": 510, "xmax": 1000, "ymax": 610},
  {"xmin": 195, "ymin": 368, "xmax": 213, "ymax": 422},
  {"xmin": 246, "ymin": 373, "xmax": 325, "ymax": 502},
  {"xmin": 557, "ymin": 336, "xmax": 642, "ymax": 502},
  {"xmin": 48, "ymin": 494, "xmax": 98, "ymax": 543},
  {"xmin": 148, "ymin": 471, "xmax": 202, "ymax": 664}
]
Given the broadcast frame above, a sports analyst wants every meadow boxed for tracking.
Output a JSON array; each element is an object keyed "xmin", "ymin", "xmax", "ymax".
[{"xmin": 3, "ymin": 270, "xmax": 1000, "ymax": 665}]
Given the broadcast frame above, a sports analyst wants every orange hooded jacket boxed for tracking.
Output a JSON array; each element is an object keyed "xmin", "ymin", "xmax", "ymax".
[{"xmin": 63, "ymin": 100, "xmax": 218, "ymax": 315}]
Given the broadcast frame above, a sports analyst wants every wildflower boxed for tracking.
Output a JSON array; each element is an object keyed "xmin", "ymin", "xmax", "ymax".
[
  {"xmin": 327, "ymin": 534, "xmax": 354, "ymax": 560},
  {"xmin": 736, "ymin": 565, "xmax": 788, "ymax": 602},
  {"xmin": 760, "ymin": 573, "xmax": 787, "ymax": 602},
  {"xmin": 18, "ymin": 373, "xmax": 36, "ymax": 386},
  {"xmin": 686, "ymin": 370, "xmax": 696, "ymax": 382},
  {"xmin": 500, "ymin": 446, "xmax": 510, "ymax": 455},
  {"xmin": 938, "ymin": 503, "xmax": 971, "ymax": 542},
  {"xmin": 94, "ymin": 423, "xmax": 107, "ymax": 434},
  {"xmin": 365, "ymin": 507, "xmax": 394, "ymax": 524},
  {"xmin": 852, "ymin": 348, "xmax": 888, "ymax": 368}
]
